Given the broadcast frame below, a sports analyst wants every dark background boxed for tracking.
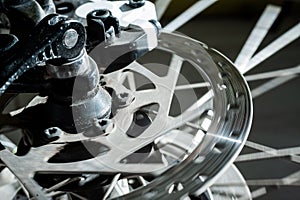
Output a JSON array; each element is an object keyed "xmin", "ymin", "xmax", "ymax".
[{"xmin": 153, "ymin": 0, "xmax": 300, "ymax": 199}]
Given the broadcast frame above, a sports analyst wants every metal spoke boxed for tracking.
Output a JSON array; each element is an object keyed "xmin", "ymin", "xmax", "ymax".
[
  {"xmin": 115, "ymin": 179, "xmax": 130, "ymax": 195},
  {"xmin": 46, "ymin": 177, "xmax": 82, "ymax": 193},
  {"xmin": 246, "ymin": 140, "xmax": 274, "ymax": 152},
  {"xmin": 236, "ymin": 146, "xmax": 300, "ymax": 162},
  {"xmin": 175, "ymin": 65, "xmax": 300, "ymax": 91},
  {"xmin": 245, "ymin": 65, "xmax": 300, "ymax": 81},
  {"xmin": 250, "ymin": 188, "xmax": 267, "ymax": 199},
  {"xmin": 155, "ymin": 0, "xmax": 173, "ymax": 20},
  {"xmin": 164, "ymin": 0, "xmax": 217, "ymax": 32},
  {"xmin": 235, "ymin": 5, "xmax": 281, "ymax": 70},
  {"xmin": 103, "ymin": 173, "xmax": 121, "ymax": 200},
  {"xmin": 137, "ymin": 176, "xmax": 147, "ymax": 186},
  {"xmin": 213, "ymin": 171, "xmax": 300, "ymax": 187},
  {"xmin": 241, "ymin": 141, "xmax": 300, "ymax": 164},
  {"xmin": 243, "ymin": 22, "xmax": 300, "ymax": 74},
  {"xmin": 175, "ymin": 82, "xmax": 210, "ymax": 90},
  {"xmin": 251, "ymin": 75, "xmax": 297, "ymax": 98}
]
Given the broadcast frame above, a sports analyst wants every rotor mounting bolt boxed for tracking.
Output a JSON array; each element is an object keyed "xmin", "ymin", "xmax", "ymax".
[
  {"xmin": 85, "ymin": 119, "xmax": 114, "ymax": 137},
  {"xmin": 43, "ymin": 127, "xmax": 62, "ymax": 142},
  {"xmin": 128, "ymin": 0, "xmax": 145, "ymax": 8},
  {"xmin": 98, "ymin": 119, "xmax": 114, "ymax": 133},
  {"xmin": 117, "ymin": 92, "xmax": 134, "ymax": 107},
  {"xmin": 63, "ymin": 29, "xmax": 79, "ymax": 49},
  {"xmin": 44, "ymin": 127, "xmax": 62, "ymax": 137}
]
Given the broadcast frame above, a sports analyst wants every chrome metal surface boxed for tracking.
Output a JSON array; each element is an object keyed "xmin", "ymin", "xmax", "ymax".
[
  {"xmin": 0, "ymin": 31, "xmax": 252, "ymax": 199},
  {"xmin": 1, "ymin": 0, "xmax": 299, "ymax": 199},
  {"xmin": 63, "ymin": 29, "xmax": 79, "ymax": 49}
]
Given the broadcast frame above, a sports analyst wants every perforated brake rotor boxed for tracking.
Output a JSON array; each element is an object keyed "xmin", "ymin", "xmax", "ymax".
[{"xmin": 0, "ymin": 31, "xmax": 252, "ymax": 199}]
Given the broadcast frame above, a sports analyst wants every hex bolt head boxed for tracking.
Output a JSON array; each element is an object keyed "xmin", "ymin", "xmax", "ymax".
[
  {"xmin": 117, "ymin": 92, "xmax": 134, "ymax": 107},
  {"xmin": 63, "ymin": 29, "xmax": 79, "ymax": 49},
  {"xmin": 128, "ymin": 0, "xmax": 145, "ymax": 8},
  {"xmin": 84, "ymin": 119, "xmax": 114, "ymax": 137},
  {"xmin": 44, "ymin": 127, "xmax": 62, "ymax": 138},
  {"xmin": 90, "ymin": 9, "xmax": 110, "ymax": 20}
]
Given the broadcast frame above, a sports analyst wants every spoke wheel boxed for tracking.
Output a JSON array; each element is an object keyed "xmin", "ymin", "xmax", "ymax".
[{"xmin": 2, "ymin": 0, "xmax": 298, "ymax": 199}]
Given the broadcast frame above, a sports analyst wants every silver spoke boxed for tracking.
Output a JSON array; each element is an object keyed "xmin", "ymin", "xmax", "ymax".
[
  {"xmin": 236, "ymin": 146, "xmax": 300, "ymax": 162},
  {"xmin": 175, "ymin": 82, "xmax": 210, "ymax": 90},
  {"xmin": 214, "ymin": 180, "xmax": 300, "ymax": 187},
  {"xmin": 103, "ymin": 173, "xmax": 121, "ymax": 200},
  {"xmin": 235, "ymin": 5, "xmax": 281, "ymax": 70},
  {"xmin": 245, "ymin": 65, "xmax": 300, "ymax": 81},
  {"xmin": 251, "ymin": 75, "xmax": 297, "ymax": 98},
  {"xmin": 243, "ymin": 22, "xmax": 300, "ymax": 74},
  {"xmin": 214, "ymin": 175, "xmax": 300, "ymax": 200},
  {"xmin": 242, "ymin": 141, "xmax": 300, "ymax": 164},
  {"xmin": 250, "ymin": 187, "xmax": 268, "ymax": 199},
  {"xmin": 137, "ymin": 176, "xmax": 147, "ymax": 186},
  {"xmin": 46, "ymin": 177, "xmax": 82, "ymax": 193},
  {"xmin": 246, "ymin": 140, "xmax": 274, "ymax": 152},
  {"xmin": 176, "ymin": 65, "xmax": 300, "ymax": 90},
  {"xmin": 115, "ymin": 179, "xmax": 130, "ymax": 195},
  {"xmin": 164, "ymin": 0, "xmax": 217, "ymax": 32},
  {"xmin": 155, "ymin": 0, "xmax": 173, "ymax": 20}
]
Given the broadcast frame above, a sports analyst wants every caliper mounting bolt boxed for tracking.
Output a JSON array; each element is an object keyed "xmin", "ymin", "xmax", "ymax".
[{"xmin": 128, "ymin": 0, "xmax": 145, "ymax": 8}]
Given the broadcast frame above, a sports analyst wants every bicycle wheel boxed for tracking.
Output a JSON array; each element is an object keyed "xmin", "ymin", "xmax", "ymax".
[{"xmin": 0, "ymin": 0, "xmax": 299, "ymax": 199}]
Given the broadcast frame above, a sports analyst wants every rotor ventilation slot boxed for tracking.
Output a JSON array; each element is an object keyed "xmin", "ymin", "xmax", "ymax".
[
  {"xmin": 138, "ymin": 49, "xmax": 172, "ymax": 77},
  {"xmin": 122, "ymin": 70, "xmax": 156, "ymax": 91},
  {"xmin": 213, "ymin": 142, "xmax": 227, "ymax": 154}
]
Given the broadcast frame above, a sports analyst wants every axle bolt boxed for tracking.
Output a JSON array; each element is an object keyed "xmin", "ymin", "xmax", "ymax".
[{"xmin": 63, "ymin": 29, "xmax": 79, "ymax": 49}]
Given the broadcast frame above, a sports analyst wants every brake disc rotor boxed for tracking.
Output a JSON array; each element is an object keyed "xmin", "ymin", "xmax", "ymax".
[{"xmin": 0, "ymin": 31, "xmax": 252, "ymax": 199}]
